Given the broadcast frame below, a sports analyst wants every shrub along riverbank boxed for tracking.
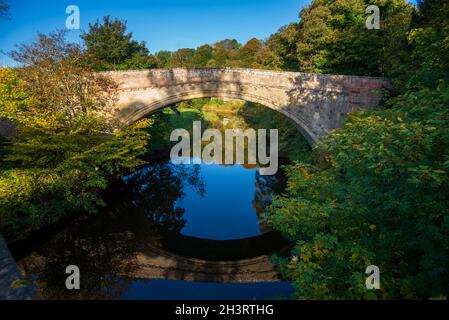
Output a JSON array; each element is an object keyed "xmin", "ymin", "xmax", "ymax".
[{"xmin": 261, "ymin": 0, "xmax": 449, "ymax": 299}]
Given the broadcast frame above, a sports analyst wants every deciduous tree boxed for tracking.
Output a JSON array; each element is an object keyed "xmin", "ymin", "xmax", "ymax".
[{"xmin": 81, "ymin": 16, "xmax": 153, "ymax": 71}]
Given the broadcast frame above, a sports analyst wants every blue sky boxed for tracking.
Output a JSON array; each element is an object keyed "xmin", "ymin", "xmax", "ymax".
[
  {"xmin": 0, "ymin": 0, "xmax": 418, "ymax": 67},
  {"xmin": 0, "ymin": 0, "xmax": 308, "ymax": 66}
]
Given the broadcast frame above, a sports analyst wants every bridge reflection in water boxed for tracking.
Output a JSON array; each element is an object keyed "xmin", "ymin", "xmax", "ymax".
[{"xmin": 13, "ymin": 156, "xmax": 293, "ymax": 300}]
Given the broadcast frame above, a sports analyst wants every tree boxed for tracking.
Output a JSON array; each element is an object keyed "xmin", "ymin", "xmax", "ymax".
[
  {"xmin": 215, "ymin": 39, "xmax": 240, "ymax": 51},
  {"xmin": 9, "ymin": 31, "xmax": 116, "ymax": 132},
  {"xmin": 261, "ymin": 24, "xmax": 300, "ymax": 71},
  {"xmin": 169, "ymin": 48, "xmax": 195, "ymax": 68},
  {"xmin": 121, "ymin": 51, "xmax": 157, "ymax": 70},
  {"xmin": 296, "ymin": 0, "xmax": 412, "ymax": 87},
  {"xmin": 155, "ymin": 51, "xmax": 172, "ymax": 68},
  {"xmin": 253, "ymin": 46, "xmax": 284, "ymax": 71},
  {"xmin": 413, "ymin": 0, "xmax": 449, "ymax": 28},
  {"xmin": 264, "ymin": 85, "xmax": 449, "ymax": 299},
  {"xmin": 190, "ymin": 45, "xmax": 214, "ymax": 67},
  {"xmin": 407, "ymin": 0, "xmax": 449, "ymax": 88},
  {"xmin": 0, "ymin": 0, "xmax": 9, "ymax": 19},
  {"xmin": 81, "ymin": 16, "xmax": 152, "ymax": 71},
  {"xmin": 0, "ymin": 68, "xmax": 34, "ymax": 124},
  {"xmin": 263, "ymin": 0, "xmax": 449, "ymax": 299},
  {"xmin": 0, "ymin": 32, "xmax": 152, "ymax": 240},
  {"xmin": 238, "ymin": 38, "xmax": 262, "ymax": 68},
  {"xmin": 208, "ymin": 39, "xmax": 241, "ymax": 67}
]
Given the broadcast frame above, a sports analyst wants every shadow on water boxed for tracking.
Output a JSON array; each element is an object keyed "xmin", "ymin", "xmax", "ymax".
[
  {"xmin": 11, "ymin": 155, "xmax": 292, "ymax": 299},
  {"xmin": 9, "ymin": 98, "xmax": 310, "ymax": 300},
  {"xmin": 112, "ymin": 154, "xmax": 292, "ymax": 260}
]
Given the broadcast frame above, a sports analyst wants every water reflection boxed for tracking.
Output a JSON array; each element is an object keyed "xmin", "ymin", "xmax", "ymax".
[
  {"xmin": 18, "ymin": 209, "xmax": 140, "ymax": 299},
  {"xmin": 121, "ymin": 155, "xmax": 288, "ymax": 240},
  {"xmin": 123, "ymin": 158, "xmax": 205, "ymax": 232},
  {"xmin": 121, "ymin": 280, "xmax": 294, "ymax": 300},
  {"xmin": 12, "ymin": 100, "xmax": 310, "ymax": 300},
  {"xmin": 15, "ymin": 156, "xmax": 291, "ymax": 299}
]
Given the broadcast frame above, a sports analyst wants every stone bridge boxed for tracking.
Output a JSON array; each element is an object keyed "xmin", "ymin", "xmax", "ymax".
[{"xmin": 105, "ymin": 68, "xmax": 389, "ymax": 144}]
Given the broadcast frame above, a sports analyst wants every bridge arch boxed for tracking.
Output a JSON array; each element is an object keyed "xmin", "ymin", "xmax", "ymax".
[
  {"xmin": 117, "ymin": 89, "xmax": 319, "ymax": 145},
  {"xmin": 105, "ymin": 68, "xmax": 388, "ymax": 145}
]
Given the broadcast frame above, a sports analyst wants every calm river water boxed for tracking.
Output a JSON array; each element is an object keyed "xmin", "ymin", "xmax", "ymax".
[{"xmin": 10, "ymin": 101, "xmax": 310, "ymax": 300}]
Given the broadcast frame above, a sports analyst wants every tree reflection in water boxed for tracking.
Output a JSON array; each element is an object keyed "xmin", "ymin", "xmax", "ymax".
[
  {"xmin": 19, "ymin": 209, "xmax": 140, "ymax": 299},
  {"xmin": 14, "ymin": 99, "xmax": 306, "ymax": 299},
  {"xmin": 17, "ymin": 156, "xmax": 207, "ymax": 299},
  {"xmin": 123, "ymin": 157, "xmax": 206, "ymax": 232}
]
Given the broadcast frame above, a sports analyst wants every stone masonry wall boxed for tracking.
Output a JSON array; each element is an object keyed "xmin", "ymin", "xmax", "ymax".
[{"xmin": 104, "ymin": 68, "xmax": 389, "ymax": 144}]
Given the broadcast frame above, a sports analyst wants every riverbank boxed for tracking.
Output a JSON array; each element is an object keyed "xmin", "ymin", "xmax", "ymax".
[{"xmin": 0, "ymin": 234, "xmax": 33, "ymax": 300}]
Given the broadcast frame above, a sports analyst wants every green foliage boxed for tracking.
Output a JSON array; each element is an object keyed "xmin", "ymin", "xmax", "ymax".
[
  {"xmin": 143, "ymin": 101, "xmax": 206, "ymax": 153},
  {"xmin": 81, "ymin": 16, "xmax": 152, "ymax": 71},
  {"xmin": 0, "ymin": 34, "xmax": 153, "ymax": 241},
  {"xmin": 261, "ymin": 0, "xmax": 449, "ymax": 299},
  {"xmin": 0, "ymin": 120, "xmax": 151, "ymax": 240},
  {"xmin": 169, "ymin": 48, "xmax": 196, "ymax": 68},
  {"xmin": 238, "ymin": 38, "xmax": 263, "ymax": 68},
  {"xmin": 154, "ymin": 51, "xmax": 172, "ymax": 68},
  {"xmin": 120, "ymin": 52, "xmax": 157, "ymax": 70},
  {"xmin": 143, "ymin": 98, "xmax": 310, "ymax": 163},
  {"xmin": 263, "ymin": 85, "xmax": 449, "ymax": 299},
  {"xmin": 154, "ymin": 37, "xmax": 283, "ymax": 70},
  {"xmin": 190, "ymin": 45, "xmax": 214, "ymax": 67},
  {"xmin": 237, "ymin": 102, "xmax": 311, "ymax": 162},
  {"xmin": 74, "ymin": 1, "xmax": 413, "ymax": 76},
  {"xmin": 0, "ymin": 68, "xmax": 35, "ymax": 125},
  {"xmin": 261, "ymin": 24, "xmax": 300, "ymax": 71},
  {"xmin": 145, "ymin": 0, "xmax": 412, "ymax": 84},
  {"xmin": 296, "ymin": 0, "xmax": 412, "ymax": 84},
  {"xmin": 407, "ymin": 0, "xmax": 449, "ymax": 88},
  {"xmin": 8, "ymin": 32, "xmax": 118, "ymax": 132},
  {"xmin": 3, "ymin": 0, "xmax": 448, "ymax": 301}
]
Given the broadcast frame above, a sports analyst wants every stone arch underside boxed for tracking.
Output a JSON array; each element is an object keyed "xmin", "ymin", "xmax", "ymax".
[
  {"xmin": 105, "ymin": 68, "xmax": 389, "ymax": 145},
  {"xmin": 117, "ymin": 87, "xmax": 320, "ymax": 145}
]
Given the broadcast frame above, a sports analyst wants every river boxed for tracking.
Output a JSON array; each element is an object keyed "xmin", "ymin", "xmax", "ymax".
[{"xmin": 10, "ymin": 99, "xmax": 311, "ymax": 300}]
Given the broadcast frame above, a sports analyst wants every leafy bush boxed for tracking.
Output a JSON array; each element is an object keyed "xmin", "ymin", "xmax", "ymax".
[
  {"xmin": 263, "ymin": 84, "xmax": 449, "ymax": 299},
  {"xmin": 0, "ymin": 34, "xmax": 153, "ymax": 240},
  {"xmin": 260, "ymin": 0, "xmax": 449, "ymax": 300},
  {"xmin": 0, "ymin": 120, "xmax": 151, "ymax": 240}
]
